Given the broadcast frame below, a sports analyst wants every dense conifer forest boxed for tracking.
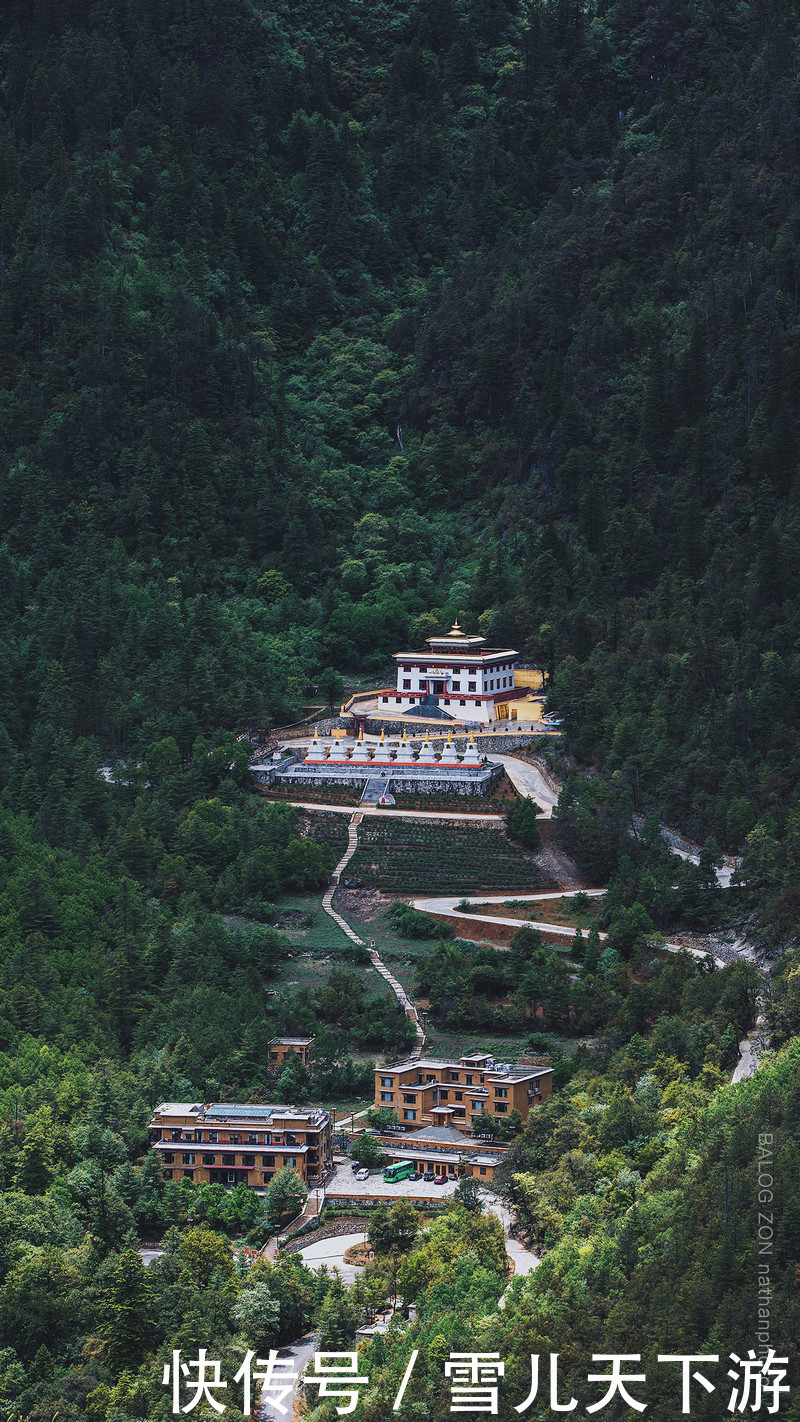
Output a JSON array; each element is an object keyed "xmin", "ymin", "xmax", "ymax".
[{"xmin": 0, "ymin": 0, "xmax": 799, "ymax": 1417}]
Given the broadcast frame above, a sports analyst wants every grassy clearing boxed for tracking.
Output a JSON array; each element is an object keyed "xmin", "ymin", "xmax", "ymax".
[
  {"xmin": 467, "ymin": 896, "xmax": 602, "ymax": 929},
  {"xmin": 419, "ymin": 1024, "xmax": 580, "ymax": 1061},
  {"xmin": 343, "ymin": 903, "xmax": 444, "ymax": 1001},
  {"xmin": 276, "ymin": 946, "xmax": 381, "ymax": 999},
  {"xmin": 271, "ymin": 894, "xmax": 410, "ymax": 1019},
  {"xmin": 272, "ymin": 892, "xmax": 352, "ymax": 949},
  {"xmin": 345, "ymin": 820, "xmax": 555, "ymax": 895}
]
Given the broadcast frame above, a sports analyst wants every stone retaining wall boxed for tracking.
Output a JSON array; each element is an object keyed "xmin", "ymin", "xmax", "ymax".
[
  {"xmin": 390, "ymin": 767, "xmax": 500, "ymax": 796},
  {"xmin": 349, "ymin": 720, "xmax": 557, "ymax": 753},
  {"xmin": 281, "ymin": 1217, "xmax": 369, "ymax": 1255},
  {"xmin": 254, "ymin": 763, "xmax": 501, "ymax": 797},
  {"xmin": 326, "ymin": 1193, "xmax": 444, "ymax": 1209},
  {"xmin": 469, "ymin": 733, "xmax": 554, "ymax": 753},
  {"xmin": 270, "ymin": 714, "xmax": 559, "ymax": 758}
]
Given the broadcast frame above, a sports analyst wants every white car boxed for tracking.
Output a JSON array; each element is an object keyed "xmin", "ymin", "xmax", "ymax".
[{"xmin": 355, "ymin": 1168, "xmax": 370, "ymax": 1181}]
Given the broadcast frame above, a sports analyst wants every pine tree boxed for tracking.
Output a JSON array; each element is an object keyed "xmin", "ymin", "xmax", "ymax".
[
  {"xmin": 316, "ymin": 1275, "xmax": 359, "ymax": 1349},
  {"xmin": 103, "ymin": 1248, "xmax": 157, "ymax": 1369}
]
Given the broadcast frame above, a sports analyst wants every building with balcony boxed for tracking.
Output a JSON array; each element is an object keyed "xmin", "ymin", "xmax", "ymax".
[
  {"xmin": 147, "ymin": 1101, "xmax": 333, "ymax": 1189},
  {"xmin": 374, "ymin": 1052, "xmax": 552, "ymax": 1135},
  {"xmin": 367, "ymin": 1052, "xmax": 553, "ymax": 1184}
]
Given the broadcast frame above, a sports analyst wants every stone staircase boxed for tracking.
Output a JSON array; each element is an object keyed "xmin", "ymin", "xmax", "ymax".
[
  {"xmin": 321, "ymin": 812, "xmax": 366, "ymax": 944},
  {"xmin": 361, "ymin": 776, "xmax": 391, "ymax": 804},
  {"xmin": 320, "ymin": 810, "xmax": 426, "ymax": 1059}
]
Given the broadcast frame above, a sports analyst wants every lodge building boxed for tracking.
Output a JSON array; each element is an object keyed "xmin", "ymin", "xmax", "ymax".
[
  {"xmin": 148, "ymin": 1101, "xmax": 333, "ymax": 1189},
  {"xmin": 374, "ymin": 1052, "xmax": 553, "ymax": 1133},
  {"xmin": 365, "ymin": 1053, "xmax": 553, "ymax": 1186}
]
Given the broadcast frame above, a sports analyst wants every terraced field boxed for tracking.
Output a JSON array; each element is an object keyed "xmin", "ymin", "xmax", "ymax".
[
  {"xmin": 344, "ymin": 819, "xmax": 555, "ymax": 895},
  {"xmin": 390, "ymin": 767, "xmax": 519, "ymax": 811},
  {"xmin": 301, "ymin": 811, "xmax": 351, "ymax": 857}
]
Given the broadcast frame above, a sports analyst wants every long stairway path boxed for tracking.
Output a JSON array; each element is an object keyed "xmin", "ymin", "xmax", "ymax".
[
  {"xmin": 321, "ymin": 812, "xmax": 425, "ymax": 1058},
  {"xmin": 321, "ymin": 811, "xmax": 365, "ymax": 945}
]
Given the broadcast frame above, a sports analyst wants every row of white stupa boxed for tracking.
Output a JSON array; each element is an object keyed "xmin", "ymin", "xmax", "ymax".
[{"xmin": 303, "ymin": 727, "xmax": 485, "ymax": 768}]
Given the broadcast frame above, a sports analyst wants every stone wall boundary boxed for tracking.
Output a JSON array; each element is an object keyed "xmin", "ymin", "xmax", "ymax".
[
  {"xmin": 325, "ymin": 1193, "xmax": 445, "ymax": 1209},
  {"xmin": 280, "ymin": 1217, "xmax": 370, "ymax": 1255},
  {"xmin": 345, "ymin": 720, "xmax": 561, "ymax": 752}
]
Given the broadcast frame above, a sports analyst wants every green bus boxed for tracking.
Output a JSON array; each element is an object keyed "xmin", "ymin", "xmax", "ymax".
[{"xmin": 383, "ymin": 1159, "xmax": 414, "ymax": 1183}]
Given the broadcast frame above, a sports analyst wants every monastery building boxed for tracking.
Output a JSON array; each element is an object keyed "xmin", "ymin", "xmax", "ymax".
[{"xmin": 377, "ymin": 621, "xmax": 523, "ymax": 722}]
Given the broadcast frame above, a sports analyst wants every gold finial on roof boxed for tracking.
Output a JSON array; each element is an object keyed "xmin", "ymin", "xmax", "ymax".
[
  {"xmin": 425, "ymin": 728, "xmax": 430, "ymax": 741},
  {"xmin": 380, "ymin": 728, "xmax": 385, "ymax": 742}
]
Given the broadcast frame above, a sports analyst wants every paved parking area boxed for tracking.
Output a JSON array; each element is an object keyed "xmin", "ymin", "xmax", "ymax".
[{"xmin": 325, "ymin": 1161, "xmax": 459, "ymax": 1202}]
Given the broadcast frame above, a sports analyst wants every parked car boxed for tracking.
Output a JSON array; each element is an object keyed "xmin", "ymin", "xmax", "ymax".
[
  {"xmin": 407, "ymin": 1171, "xmax": 421, "ymax": 1181},
  {"xmin": 433, "ymin": 1173, "xmax": 447, "ymax": 1185},
  {"xmin": 423, "ymin": 1169, "xmax": 436, "ymax": 1181},
  {"xmin": 355, "ymin": 1168, "xmax": 370, "ymax": 1181}
]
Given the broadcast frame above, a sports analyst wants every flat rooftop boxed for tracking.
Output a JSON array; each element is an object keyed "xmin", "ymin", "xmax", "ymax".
[
  {"xmin": 383, "ymin": 1059, "xmax": 552, "ymax": 1079},
  {"xmin": 384, "ymin": 1146, "xmax": 500, "ymax": 1167},
  {"xmin": 151, "ymin": 1101, "xmax": 329, "ymax": 1125},
  {"xmin": 394, "ymin": 1125, "xmax": 508, "ymax": 1150},
  {"xmin": 151, "ymin": 1103, "xmax": 203, "ymax": 1116},
  {"xmin": 153, "ymin": 1139, "xmax": 309, "ymax": 1155}
]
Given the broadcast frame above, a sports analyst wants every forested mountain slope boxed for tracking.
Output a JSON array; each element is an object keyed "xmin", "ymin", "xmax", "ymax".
[
  {"xmin": 0, "ymin": 3, "xmax": 800, "ymax": 1418},
  {"xmin": 0, "ymin": 0, "xmax": 798, "ymax": 862}
]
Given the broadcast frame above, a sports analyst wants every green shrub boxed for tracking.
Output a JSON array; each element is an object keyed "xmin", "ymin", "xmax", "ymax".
[
  {"xmin": 384, "ymin": 902, "xmax": 454, "ymax": 939},
  {"xmin": 505, "ymin": 798, "xmax": 542, "ymax": 849}
]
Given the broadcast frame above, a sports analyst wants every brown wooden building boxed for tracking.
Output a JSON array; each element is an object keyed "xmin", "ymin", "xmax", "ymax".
[
  {"xmin": 268, "ymin": 1036, "xmax": 315, "ymax": 1067},
  {"xmin": 148, "ymin": 1101, "xmax": 333, "ymax": 1190},
  {"xmin": 375, "ymin": 1052, "xmax": 553, "ymax": 1134}
]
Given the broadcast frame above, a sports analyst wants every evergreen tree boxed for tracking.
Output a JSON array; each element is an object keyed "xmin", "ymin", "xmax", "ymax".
[{"xmin": 103, "ymin": 1248, "xmax": 157, "ymax": 1369}]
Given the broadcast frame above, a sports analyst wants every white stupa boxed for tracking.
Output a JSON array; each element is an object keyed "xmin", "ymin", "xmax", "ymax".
[
  {"xmin": 395, "ymin": 727, "xmax": 416, "ymax": 765},
  {"xmin": 461, "ymin": 733, "xmax": 483, "ymax": 768},
  {"xmin": 416, "ymin": 729, "xmax": 436, "ymax": 765},
  {"xmin": 371, "ymin": 729, "xmax": 394, "ymax": 765},
  {"xmin": 327, "ymin": 731, "xmax": 350, "ymax": 762},
  {"xmin": 304, "ymin": 728, "xmax": 327, "ymax": 763},
  {"xmin": 350, "ymin": 730, "xmax": 371, "ymax": 764},
  {"xmin": 439, "ymin": 734, "xmax": 459, "ymax": 765}
]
